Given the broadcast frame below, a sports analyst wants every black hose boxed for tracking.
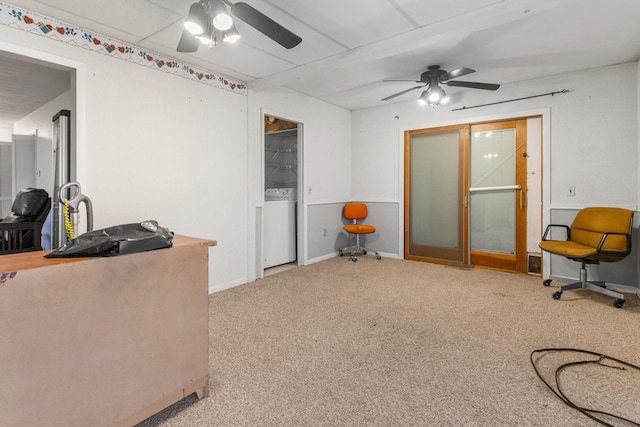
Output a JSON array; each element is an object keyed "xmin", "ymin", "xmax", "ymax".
[{"xmin": 530, "ymin": 348, "xmax": 640, "ymax": 426}]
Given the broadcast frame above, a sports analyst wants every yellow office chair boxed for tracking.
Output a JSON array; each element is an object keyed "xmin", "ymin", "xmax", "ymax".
[
  {"xmin": 539, "ymin": 207, "xmax": 633, "ymax": 308},
  {"xmin": 339, "ymin": 203, "xmax": 381, "ymax": 262}
]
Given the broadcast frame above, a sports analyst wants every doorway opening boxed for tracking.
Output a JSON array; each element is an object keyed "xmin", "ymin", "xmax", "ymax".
[
  {"xmin": 0, "ymin": 49, "xmax": 75, "ymax": 248},
  {"xmin": 263, "ymin": 115, "xmax": 304, "ymax": 275}
]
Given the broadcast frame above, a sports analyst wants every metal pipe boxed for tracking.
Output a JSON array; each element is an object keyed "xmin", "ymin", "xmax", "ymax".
[{"xmin": 452, "ymin": 90, "xmax": 569, "ymax": 111}]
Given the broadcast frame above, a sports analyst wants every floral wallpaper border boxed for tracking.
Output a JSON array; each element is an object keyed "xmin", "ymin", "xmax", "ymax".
[{"xmin": 0, "ymin": 2, "xmax": 247, "ymax": 95}]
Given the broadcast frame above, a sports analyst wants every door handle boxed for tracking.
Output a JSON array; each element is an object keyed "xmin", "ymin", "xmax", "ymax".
[{"xmin": 469, "ymin": 185, "xmax": 521, "ymax": 192}]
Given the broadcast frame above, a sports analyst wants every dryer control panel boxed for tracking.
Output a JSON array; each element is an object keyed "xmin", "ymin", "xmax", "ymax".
[{"xmin": 265, "ymin": 188, "xmax": 296, "ymax": 201}]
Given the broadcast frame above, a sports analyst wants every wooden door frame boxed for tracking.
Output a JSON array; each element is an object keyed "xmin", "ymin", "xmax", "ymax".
[
  {"xmin": 404, "ymin": 118, "xmax": 532, "ymax": 273},
  {"xmin": 469, "ymin": 119, "xmax": 528, "ymax": 272},
  {"xmin": 404, "ymin": 124, "xmax": 469, "ymax": 266}
]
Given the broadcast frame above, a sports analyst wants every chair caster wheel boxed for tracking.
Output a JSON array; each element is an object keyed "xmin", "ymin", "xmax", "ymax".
[
  {"xmin": 552, "ymin": 291, "xmax": 562, "ymax": 300},
  {"xmin": 339, "ymin": 250, "xmax": 344, "ymax": 256},
  {"xmin": 376, "ymin": 254, "xmax": 381, "ymax": 260},
  {"xmin": 614, "ymin": 299, "xmax": 625, "ymax": 308},
  {"xmin": 350, "ymin": 256, "xmax": 357, "ymax": 262},
  {"xmin": 543, "ymin": 279, "xmax": 552, "ymax": 287}
]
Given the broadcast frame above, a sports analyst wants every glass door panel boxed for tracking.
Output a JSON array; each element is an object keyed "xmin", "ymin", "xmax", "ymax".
[
  {"xmin": 469, "ymin": 120, "xmax": 527, "ymax": 272},
  {"xmin": 470, "ymin": 128, "xmax": 516, "ymax": 254},
  {"xmin": 405, "ymin": 126, "xmax": 468, "ymax": 265}
]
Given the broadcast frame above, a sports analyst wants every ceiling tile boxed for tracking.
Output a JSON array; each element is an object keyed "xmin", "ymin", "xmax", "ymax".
[
  {"xmin": 20, "ymin": 0, "xmax": 183, "ymax": 41},
  {"xmin": 2, "ymin": 0, "xmax": 640, "ymax": 113},
  {"xmin": 265, "ymin": 0, "xmax": 416, "ymax": 48},
  {"xmin": 393, "ymin": 0, "xmax": 505, "ymax": 26},
  {"xmin": 143, "ymin": 8, "xmax": 346, "ymax": 80}
]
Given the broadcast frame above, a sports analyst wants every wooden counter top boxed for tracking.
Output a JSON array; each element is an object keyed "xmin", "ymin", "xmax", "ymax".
[{"xmin": 0, "ymin": 234, "xmax": 216, "ymax": 273}]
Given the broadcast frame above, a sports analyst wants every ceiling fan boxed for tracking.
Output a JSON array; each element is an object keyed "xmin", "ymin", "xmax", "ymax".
[
  {"xmin": 381, "ymin": 65, "xmax": 500, "ymax": 106},
  {"xmin": 177, "ymin": 0, "xmax": 302, "ymax": 53}
]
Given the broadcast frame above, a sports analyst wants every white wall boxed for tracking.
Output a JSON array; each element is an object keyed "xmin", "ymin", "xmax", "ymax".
[
  {"xmin": 83, "ymin": 58, "xmax": 248, "ymax": 292},
  {"xmin": 0, "ymin": 126, "xmax": 11, "ymax": 141},
  {"xmin": 1, "ymin": 23, "xmax": 248, "ymax": 292},
  {"xmin": 526, "ymin": 117, "xmax": 542, "ymax": 255},
  {"xmin": 0, "ymin": 127, "xmax": 12, "ymax": 215},
  {"xmin": 353, "ymin": 63, "xmax": 638, "ymax": 205},
  {"xmin": 3, "ymin": 5, "xmax": 637, "ymax": 290},
  {"xmin": 352, "ymin": 63, "xmax": 639, "ymax": 284},
  {"xmin": 249, "ymin": 87, "xmax": 352, "ymax": 204},
  {"xmin": 248, "ymin": 87, "xmax": 352, "ymax": 279},
  {"xmin": 1, "ymin": 13, "xmax": 353, "ymax": 291},
  {"xmin": 14, "ymin": 91, "xmax": 72, "ymax": 196}
]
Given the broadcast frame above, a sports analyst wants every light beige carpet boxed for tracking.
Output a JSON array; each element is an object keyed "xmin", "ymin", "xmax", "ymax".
[{"xmin": 137, "ymin": 257, "xmax": 640, "ymax": 426}]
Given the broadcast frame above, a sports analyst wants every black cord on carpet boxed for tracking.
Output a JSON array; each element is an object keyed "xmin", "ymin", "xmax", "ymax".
[{"xmin": 530, "ymin": 348, "xmax": 640, "ymax": 427}]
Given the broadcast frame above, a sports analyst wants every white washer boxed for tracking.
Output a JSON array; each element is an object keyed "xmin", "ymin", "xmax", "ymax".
[{"xmin": 264, "ymin": 189, "xmax": 296, "ymax": 268}]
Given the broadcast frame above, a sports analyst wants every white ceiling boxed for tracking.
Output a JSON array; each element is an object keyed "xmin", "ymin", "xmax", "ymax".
[
  {"xmin": 0, "ymin": 49, "xmax": 71, "ymax": 127},
  {"xmin": 2, "ymin": 0, "xmax": 640, "ymax": 127}
]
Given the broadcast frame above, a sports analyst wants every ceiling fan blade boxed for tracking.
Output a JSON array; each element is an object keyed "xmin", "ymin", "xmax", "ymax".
[
  {"xmin": 381, "ymin": 85, "xmax": 425, "ymax": 101},
  {"xmin": 440, "ymin": 67, "xmax": 475, "ymax": 81},
  {"xmin": 383, "ymin": 79, "xmax": 422, "ymax": 83},
  {"xmin": 446, "ymin": 80, "xmax": 500, "ymax": 90},
  {"xmin": 176, "ymin": 28, "xmax": 200, "ymax": 53},
  {"xmin": 230, "ymin": 2, "xmax": 302, "ymax": 49}
]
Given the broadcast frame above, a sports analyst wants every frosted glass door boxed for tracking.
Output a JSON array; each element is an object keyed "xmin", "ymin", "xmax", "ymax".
[
  {"xmin": 405, "ymin": 127, "xmax": 468, "ymax": 265},
  {"xmin": 470, "ymin": 128, "xmax": 516, "ymax": 253},
  {"xmin": 469, "ymin": 120, "xmax": 527, "ymax": 272}
]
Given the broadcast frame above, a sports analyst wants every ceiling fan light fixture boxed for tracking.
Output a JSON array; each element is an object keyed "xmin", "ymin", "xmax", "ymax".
[
  {"xmin": 223, "ymin": 23, "xmax": 241, "ymax": 43},
  {"xmin": 177, "ymin": 0, "xmax": 303, "ymax": 53},
  {"xmin": 417, "ymin": 86, "xmax": 449, "ymax": 107},
  {"xmin": 384, "ymin": 66, "xmax": 499, "ymax": 106},
  {"xmin": 195, "ymin": 21, "xmax": 214, "ymax": 44},
  {"xmin": 212, "ymin": 0, "xmax": 233, "ymax": 31},
  {"xmin": 223, "ymin": 32, "xmax": 240, "ymax": 43},
  {"xmin": 213, "ymin": 13, "xmax": 233, "ymax": 31},
  {"xmin": 184, "ymin": 2, "xmax": 207, "ymax": 35},
  {"xmin": 427, "ymin": 86, "xmax": 446, "ymax": 103},
  {"xmin": 195, "ymin": 33, "xmax": 212, "ymax": 44},
  {"xmin": 417, "ymin": 90, "xmax": 428, "ymax": 106}
]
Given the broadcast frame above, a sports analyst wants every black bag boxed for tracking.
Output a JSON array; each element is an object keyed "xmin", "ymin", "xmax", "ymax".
[{"xmin": 45, "ymin": 220, "xmax": 173, "ymax": 258}]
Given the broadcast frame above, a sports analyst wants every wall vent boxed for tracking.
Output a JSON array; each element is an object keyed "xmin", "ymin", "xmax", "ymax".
[{"xmin": 528, "ymin": 253, "xmax": 541, "ymax": 275}]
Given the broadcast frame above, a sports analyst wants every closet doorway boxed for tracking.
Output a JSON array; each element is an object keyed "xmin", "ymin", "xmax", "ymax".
[
  {"xmin": 263, "ymin": 115, "xmax": 304, "ymax": 273},
  {"xmin": 405, "ymin": 118, "xmax": 530, "ymax": 272}
]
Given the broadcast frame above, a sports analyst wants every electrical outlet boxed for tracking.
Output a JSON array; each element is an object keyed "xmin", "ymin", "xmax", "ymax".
[
  {"xmin": 567, "ymin": 186, "xmax": 575, "ymax": 197},
  {"xmin": 323, "ymin": 228, "xmax": 327, "ymax": 237}
]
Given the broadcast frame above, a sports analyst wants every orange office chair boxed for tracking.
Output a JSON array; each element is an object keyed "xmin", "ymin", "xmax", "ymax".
[
  {"xmin": 539, "ymin": 207, "xmax": 633, "ymax": 308},
  {"xmin": 339, "ymin": 203, "xmax": 381, "ymax": 262}
]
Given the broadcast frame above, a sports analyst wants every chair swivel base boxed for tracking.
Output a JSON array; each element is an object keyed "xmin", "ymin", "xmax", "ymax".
[
  {"xmin": 339, "ymin": 245, "xmax": 381, "ymax": 262},
  {"xmin": 543, "ymin": 265, "xmax": 625, "ymax": 308}
]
